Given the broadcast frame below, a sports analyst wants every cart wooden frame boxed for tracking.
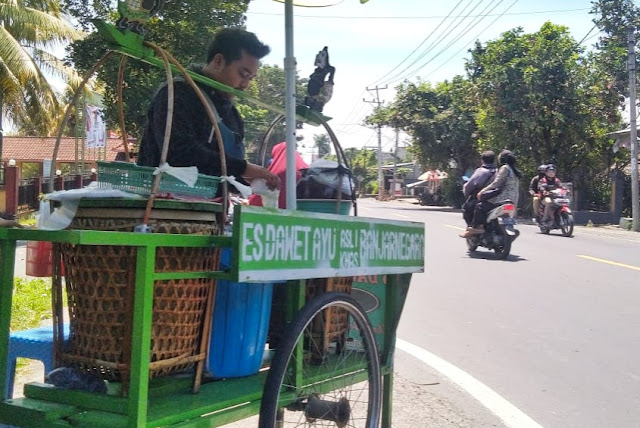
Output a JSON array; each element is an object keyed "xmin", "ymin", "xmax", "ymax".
[{"xmin": 0, "ymin": 205, "xmax": 424, "ymax": 428}]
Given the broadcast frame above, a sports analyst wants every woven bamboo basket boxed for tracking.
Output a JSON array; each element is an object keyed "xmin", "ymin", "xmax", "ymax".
[
  {"xmin": 53, "ymin": 198, "xmax": 222, "ymax": 389},
  {"xmin": 268, "ymin": 276, "xmax": 353, "ymax": 363}
]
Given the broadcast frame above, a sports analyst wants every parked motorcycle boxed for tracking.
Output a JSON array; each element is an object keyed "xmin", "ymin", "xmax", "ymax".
[
  {"xmin": 466, "ymin": 201, "xmax": 520, "ymax": 259},
  {"xmin": 535, "ymin": 188, "xmax": 574, "ymax": 237},
  {"xmin": 419, "ymin": 190, "xmax": 443, "ymax": 206}
]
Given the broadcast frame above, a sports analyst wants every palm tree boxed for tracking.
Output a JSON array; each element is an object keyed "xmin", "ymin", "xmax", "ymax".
[{"xmin": 0, "ymin": 0, "xmax": 84, "ymax": 159}]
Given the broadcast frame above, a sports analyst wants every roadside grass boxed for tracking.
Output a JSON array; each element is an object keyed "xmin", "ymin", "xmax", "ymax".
[
  {"xmin": 11, "ymin": 277, "xmax": 54, "ymax": 331},
  {"xmin": 10, "ymin": 277, "xmax": 59, "ymax": 381}
]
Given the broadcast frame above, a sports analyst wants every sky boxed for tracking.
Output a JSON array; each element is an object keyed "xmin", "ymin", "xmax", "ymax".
[{"xmin": 243, "ymin": 0, "xmax": 601, "ymax": 162}]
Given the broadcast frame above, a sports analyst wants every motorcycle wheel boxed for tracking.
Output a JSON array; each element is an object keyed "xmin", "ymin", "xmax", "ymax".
[
  {"xmin": 539, "ymin": 225, "xmax": 550, "ymax": 235},
  {"xmin": 466, "ymin": 238, "xmax": 478, "ymax": 252},
  {"xmin": 560, "ymin": 212, "xmax": 574, "ymax": 237},
  {"xmin": 493, "ymin": 235, "xmax": 511, "ymax": 259}
]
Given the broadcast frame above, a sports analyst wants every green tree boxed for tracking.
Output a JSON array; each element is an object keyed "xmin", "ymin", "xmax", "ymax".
[
  {"xmin": 590, "ymin": 0, "xmax": 640, "ymax": 97},
  {"xmin": 237, "ymin": 64, "xmax": 307, "ymax": 163},
  {"xmin": 313, "ymin": 133, "xmax": 331, "ymax": 158},
  {"xmin": 467, "ymin": 22, "xmax": 619, "ymax": 184},
  {"xmin": 66, "ymin": 1, "xmax": 250, "ymax": 141},
  {"xmin": 0, "ymin": 0, "xmax": 84, "ymax": 138},
  {"xmin": 370, "ymin": 77, "xmax": 478, "ymax": 176},
  {"xmin": 343, "ymin": 147, "xmax": 377, "ymax": 194}
]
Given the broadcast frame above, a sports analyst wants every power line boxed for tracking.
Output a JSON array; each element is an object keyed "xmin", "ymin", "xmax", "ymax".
[
  {"xmin": 578, "ymin": 23, "xmax": 598, "ymax": 45},
  {"xmin": 368, "ymin": 0, "xmax": 465, "ymax": 87},
  {"xmin": 421, "ymin": 0, "xmax": 519, "ymax": 81},
  {"xmin": 246, "ymin": 7, "xmax": 590, "ymax": 20},
  {"xmin": 382, "ymin": 0, "xmax": 495, "ymax": 84}
]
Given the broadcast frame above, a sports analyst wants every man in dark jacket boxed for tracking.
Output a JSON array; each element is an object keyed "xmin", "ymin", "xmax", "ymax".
[
  {"xmin": 529, "ymin": 164, "xmax": 547, "ymax": 221},
  {"xmin": 137, "ymin": 27, "xmax": 279, "ymax": 191},
  {"xmin": 461, "ymin": 151, "xmax": 496, "ymax": 226}
]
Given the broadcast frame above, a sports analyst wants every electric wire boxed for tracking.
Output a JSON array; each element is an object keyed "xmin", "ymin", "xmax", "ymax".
[
  {"xmin": 246, "ymin": 8, "xmax": 590, "ymax": 20},
  {"xmin": 367, "ymin": 0, "xmax": 465, "ymax": 87},
  {"xmin": 422, "ymin": 0, "xmax": 519, "ymax": 81},
  {"xmin": 375, "ymin": 0, "xmax": 489, "ymax": 87}
]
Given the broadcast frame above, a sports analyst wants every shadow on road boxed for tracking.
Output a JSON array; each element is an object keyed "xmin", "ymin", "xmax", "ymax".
[
  {"xmin": 370, "ymin": 203, "xmax": 461, "ymax": 214},
  {"xmin": 466, "ymin": 251, "xmax": 527, "ymax": 262}
]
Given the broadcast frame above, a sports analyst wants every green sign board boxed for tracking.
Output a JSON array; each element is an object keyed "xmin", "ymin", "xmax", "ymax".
[{"xmin": 232, "ymin": 206, "xmax": 425, "ymax": 282}]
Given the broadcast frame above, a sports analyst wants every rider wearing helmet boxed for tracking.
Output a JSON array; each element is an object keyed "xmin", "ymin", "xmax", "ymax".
[
  {"xmin": 529, "ymin": 164, "xmax": 547, "ymax": 221},
  {"xmin": 538, "ymin": 164, "xmax": 563, "ymax": 225},
  {"xmin": 460, "ymin": 149, "xmax": 522, "ymax": 238}
]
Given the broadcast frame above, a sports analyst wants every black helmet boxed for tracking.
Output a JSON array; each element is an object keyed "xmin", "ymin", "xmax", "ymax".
[
  {"xmin": 537, "ymin": 164, "xmax": 547, "ymax": 174},
  {"xmin": 498, "ymin": 149, "xmax": 516, "ymax": 165},
  {"xmin": 545, "ymin": 164, "xmax": 556, "ymax": 172}
]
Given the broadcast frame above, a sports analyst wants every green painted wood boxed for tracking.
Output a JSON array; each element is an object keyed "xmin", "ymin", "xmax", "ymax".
[
  {"xmin": 146, "ymin": 372, "xmax": 267, "ymax": 426},
  {"xmin": 128, "ymin": 245, "xmax": 156, "ymax": 427},
  {"xmin": 0, "ymin": 238, "xmax": 16, "ymax": 400},
  {"xmin": 6, "ymin": 228, "xmax": 231, "ymax": 248},
  {"xmin": 0, "ymin": 398, "xmax": 77, "ymax": 425},
  {"xmin": 24, "ymin": 383, "xmax": 128, "ymax": 415},
  {"xmin": 66, "ymin": 410, "xmax": 129, "ymax": 427},
  {"xmin": 163, "ymin": 401, "xmax": 261, "ymax": 428}
]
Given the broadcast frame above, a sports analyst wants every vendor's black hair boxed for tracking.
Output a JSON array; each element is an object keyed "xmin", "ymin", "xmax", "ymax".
[{"xmin": 206, "ymin": 28, "xmax": 270, "ymax": 64}]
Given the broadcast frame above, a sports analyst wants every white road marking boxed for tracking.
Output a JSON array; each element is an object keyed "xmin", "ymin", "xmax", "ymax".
[
  {"xmin": 396, "ymin": 338, "xmax": 544, "ymax": 428},
  {"xmin": 445, "ymin": 224, "xmax": 466, "ymax": 231},
  {"xmin": 577, "ymin": 255, "xmax": 640, "ymax": 272}
]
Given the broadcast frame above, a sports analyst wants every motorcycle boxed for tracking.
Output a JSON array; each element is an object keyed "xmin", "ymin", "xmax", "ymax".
[
  {"xmin": 466, "ymin": 201, "xmax": 520, "ymax": 259},
  {"xmin": 535, "ymin": 188, "xmax": 574, "ymax": 237},
  {"xmin": 419, "ymin": 190, "xmax": 443, "ymax": 206}
]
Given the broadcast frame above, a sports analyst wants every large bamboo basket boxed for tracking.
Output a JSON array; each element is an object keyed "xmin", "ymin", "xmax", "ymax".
[{"xmin": 54, "ymin": 198, "xmax": 222, "ymax": 390}]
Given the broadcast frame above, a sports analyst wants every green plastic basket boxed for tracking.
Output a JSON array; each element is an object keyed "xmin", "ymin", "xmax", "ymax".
[
  {"xmin": 297, "ymin": 199, "xmax": 351, "ymax": 215},
  {"xmin": 97, "ymin": 161, "xmax": 220, "ymax": 200}
]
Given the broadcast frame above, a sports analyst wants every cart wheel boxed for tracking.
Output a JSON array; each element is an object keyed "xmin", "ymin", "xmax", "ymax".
[{"xmin": 259, "ymin": 292, "xmax": 381, "ymax": 428}]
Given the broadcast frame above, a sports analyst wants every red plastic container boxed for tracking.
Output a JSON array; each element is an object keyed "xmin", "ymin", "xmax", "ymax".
[{"xmin": 25, "ymin": 241, "xmax": 64, "ymax": 277}]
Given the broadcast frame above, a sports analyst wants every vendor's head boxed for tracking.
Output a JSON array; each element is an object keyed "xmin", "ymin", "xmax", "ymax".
[
  {"xmin": 202, "ymin": 28, "xmax": 270, "ymax": 99},
  {"xmin": 480, "ymin": 150, "xmax": 495, "ymax": 166}
]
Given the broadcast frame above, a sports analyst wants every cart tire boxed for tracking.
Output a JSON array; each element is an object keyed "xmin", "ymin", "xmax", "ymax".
[{"xmin": 258, "ymin": 292, "xmax": 381, "ymax": 428}]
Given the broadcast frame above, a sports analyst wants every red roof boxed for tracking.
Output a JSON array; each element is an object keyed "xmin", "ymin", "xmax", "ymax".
[{"xmin": 1, "ymin": 136, "xmax": 135, "ymax": 163}]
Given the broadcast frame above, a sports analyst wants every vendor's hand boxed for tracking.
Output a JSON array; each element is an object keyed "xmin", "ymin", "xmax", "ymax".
[
  {"xmin": 529, "ymin": 189, "xmax": 535, "ymax": 196},
  {"xmin": 243, "ymin": 163, "xmax": 281, "ymax": 190}
]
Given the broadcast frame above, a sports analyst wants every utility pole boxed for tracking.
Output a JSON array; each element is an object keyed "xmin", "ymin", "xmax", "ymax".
[
  {"xmin": 364, "ymin": 85, "xmax": 387, "ymax": 199},
  {"xmin": 629, "ymin": 27, "xmax": 639, "ymax": 232},
  {"xmin": 392, "ymin": 128, "xmax": 399, "ymax": 199}
]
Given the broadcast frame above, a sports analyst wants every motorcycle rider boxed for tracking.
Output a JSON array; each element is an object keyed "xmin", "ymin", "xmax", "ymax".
[
  {"xmin": 529, "ymin": 164, "xmax": 546, "ymax": 221},
  {"xmin": 461, "ymin": 151, "xmax": 496, "ymax": 226},
  {"xmin": 460, "ymin": 149, "xmax": 522, "ymax": 238},
  {"xmin": 538, "ymin": 164, "xmax": 563, "ymax": 226}
]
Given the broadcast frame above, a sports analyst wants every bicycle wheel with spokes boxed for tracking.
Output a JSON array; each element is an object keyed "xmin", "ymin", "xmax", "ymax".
[{"xmin": 258, "ymin": 292, "xmax": 381, "ymax": 428}]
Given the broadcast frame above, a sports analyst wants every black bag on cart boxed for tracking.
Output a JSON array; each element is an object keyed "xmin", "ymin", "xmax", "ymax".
[{"xmin": 296, "ymin": 159, "xmax": 354, "ymax": 200}]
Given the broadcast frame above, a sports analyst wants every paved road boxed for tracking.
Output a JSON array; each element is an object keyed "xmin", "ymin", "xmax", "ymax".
[
  {"xmin": 11, "ymin": 200, "xmax": 640, "ymax": 427},
  {"xmin": 357, "ymin": 198, "xmax": 640, "ymax": 428}
]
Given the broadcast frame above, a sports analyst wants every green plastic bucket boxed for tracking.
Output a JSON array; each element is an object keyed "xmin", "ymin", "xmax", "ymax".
[{"xmin": 297, "ymin": 199, "xmax": 351, "ymax": 215}]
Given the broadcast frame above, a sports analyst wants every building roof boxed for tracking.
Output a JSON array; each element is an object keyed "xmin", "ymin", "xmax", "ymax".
[{"xmin": 1, "ymin": 136, "xmax": 133, "ymax": 163}]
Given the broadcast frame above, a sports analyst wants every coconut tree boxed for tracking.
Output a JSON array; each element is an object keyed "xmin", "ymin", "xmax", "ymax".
[{"xmin": 0, "ymin": 0, "xmax": 84, "ymax": 160}]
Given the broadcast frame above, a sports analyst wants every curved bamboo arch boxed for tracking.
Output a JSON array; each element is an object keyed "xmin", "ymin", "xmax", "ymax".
[
  {"xmin": 257, "ymin": 112, "xmax": 357, "ymax": 216},
  {"xmin": 50, "ymin": 44, "xmax": 231, "ymax": 223}
]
